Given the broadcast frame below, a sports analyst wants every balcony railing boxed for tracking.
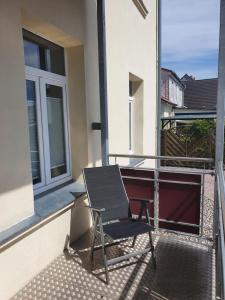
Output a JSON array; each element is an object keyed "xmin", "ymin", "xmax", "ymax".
[
  {"xmin": 109, "ymin": 153, "xmax": 225, "ymax": 298},
  {"xmin": 215, "ymin": 161, "xmax": 225, "ymax": 299},
  {"xmin": 12, "ymin": 153, "xmax": 221, "ymax": 299}
]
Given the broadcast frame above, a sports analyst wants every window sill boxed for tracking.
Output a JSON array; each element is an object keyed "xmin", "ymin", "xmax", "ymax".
[{"xmin": 0, "ymin": 182, "xmax": 86, "ymax": 253}]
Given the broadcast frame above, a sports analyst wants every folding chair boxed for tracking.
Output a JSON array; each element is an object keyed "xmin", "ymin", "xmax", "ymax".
[{"xmin": 83, "ymin": 165, "xmax": 156, "ymax": 284}]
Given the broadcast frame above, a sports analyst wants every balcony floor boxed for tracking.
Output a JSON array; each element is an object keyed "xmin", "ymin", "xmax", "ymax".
[
  {"xmin": 12, "ymin": 175, "xmax": 215, "ymax": 300},
  {"xmin": 12, "ymin": 229, "xmax": 215, "ymax": 300}
]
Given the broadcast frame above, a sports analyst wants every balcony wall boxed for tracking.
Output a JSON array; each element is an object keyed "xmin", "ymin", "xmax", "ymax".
[
  {"xmin": 105, "ymin": 0, "xmax": 158, "ymax": 160},
  {"xmin": 0, "ymin": 1, "xmax": 158, "ymax": 298}
]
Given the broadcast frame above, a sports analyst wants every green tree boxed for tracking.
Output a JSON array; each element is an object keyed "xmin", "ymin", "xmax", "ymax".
[{"xmin": 189, "ymin": 120, "xmax": 216, "ymax": 136}]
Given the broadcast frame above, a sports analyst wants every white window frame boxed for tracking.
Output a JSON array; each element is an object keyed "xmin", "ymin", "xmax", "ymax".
[
  {"xmin": 26, "ymin": 66, "xmax": 72, "ymax": 195},
  {"xmin": 129, "ymin": 95, "xmax": 134, "ymax": 153},
  {"xmin": 26, "ymin": 73, "xmax": 46, "ymax": 190}
]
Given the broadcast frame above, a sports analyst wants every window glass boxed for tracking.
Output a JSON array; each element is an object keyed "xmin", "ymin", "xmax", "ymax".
[
  {"xmin": 46, "ymin": 84, "xmax": 67, "ymax": 178},
  {"xmin": 26, "ymin": 80, "xmax": 41, "ymax": 184},
  {"xmin": 24, "ymin": 40, "xmax": 40, "ymax": 69},
  {"xmin": 23, "ymin": 29, "xmax": 65, "ymax": 75}
]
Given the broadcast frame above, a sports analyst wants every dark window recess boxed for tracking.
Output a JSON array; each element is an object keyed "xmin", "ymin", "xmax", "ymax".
[
  {"xmin": 129, "ymin": 81, "xmax": 133, "ymax": 97},
  {"xmin": 23, "ymin": 29, "xmax": 65, "ymax": 76}
]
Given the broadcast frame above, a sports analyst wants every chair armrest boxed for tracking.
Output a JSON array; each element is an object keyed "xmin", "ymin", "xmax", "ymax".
[
  {"xmin": 85, "ymin": 205, "xmax": 106, "ymax": 214},
  {"xmin": 129, "ymin": 197, "xmax": 154, "ymax": 203}
]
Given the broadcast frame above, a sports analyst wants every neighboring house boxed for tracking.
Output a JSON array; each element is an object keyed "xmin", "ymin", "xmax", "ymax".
[
  {"xmin": 0, "ymin": 1, "xmax": 159, "ymax": 299},
  {"xmin": 180, "ymin": 73, "xmax": 196, "ymax": 82},
  {"xmin": 174, "ymin": 76, "xmax": 218, "ymax": 120},
  {"xmin": 161, "ymin": 68, "xmax": 185, "ymax": 121}
]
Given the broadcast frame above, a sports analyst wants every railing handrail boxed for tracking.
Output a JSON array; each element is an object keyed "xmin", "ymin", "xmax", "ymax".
[
  {"xmin": 109, "ymin": 153, "xmax": 214, "ymax": 163},
  {"xmin": 216, "ymin": 161, "xmax": 225, "ymax": 299}
]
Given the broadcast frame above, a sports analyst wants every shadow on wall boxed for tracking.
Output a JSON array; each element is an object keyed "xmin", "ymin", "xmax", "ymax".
[{"xmin": 70, "ymin": 195, "xmax": 92, "ymax": 243}]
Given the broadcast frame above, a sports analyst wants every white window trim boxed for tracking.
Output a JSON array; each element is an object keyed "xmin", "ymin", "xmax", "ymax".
[
  {"xmin": 26, "ymin": 66, "xmax": 72, "ymax": 195},
  {"xmin": 26, "ymin": 73, "xmax": 46, "ymax": 190},
  {"xmin": 129, "ymin": 95, "xmax": 134, "ymax": 154}
]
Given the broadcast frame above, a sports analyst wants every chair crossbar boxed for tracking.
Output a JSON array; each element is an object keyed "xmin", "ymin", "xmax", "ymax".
[
  {"xmin": 107, "ymin": 247, "xmax": 152, "ymax": 266},
  {"xmin": 92, "ymin": 240, "xmax": 127, "ymax": 252}
]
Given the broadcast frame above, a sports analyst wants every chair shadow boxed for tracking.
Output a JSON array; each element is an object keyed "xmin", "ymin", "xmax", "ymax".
[
  {"xmin": 119, "ymin": 237, "xmax": 213, "ymax": 300},
  {"xmin": 65, "ymin": 228, "xmax": 151, "ymax": 284}
]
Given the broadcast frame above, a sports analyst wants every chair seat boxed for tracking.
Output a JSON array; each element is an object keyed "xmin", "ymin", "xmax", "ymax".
[{"xmin": 103, "ymin": 219, "xmax": 153, "ymax": 240}]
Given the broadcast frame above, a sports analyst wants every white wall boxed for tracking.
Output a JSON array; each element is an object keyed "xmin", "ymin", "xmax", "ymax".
[
  {"xmin": 169, "ymin": 78, "xmax": 184, "ymax": 107},
  {"xmin": 161, "ymin": 101, "xmax": 174, "ymax": 118},
  {"xmin": 105, "ymin": 0, "xmax": 158, "ymax": 157}
]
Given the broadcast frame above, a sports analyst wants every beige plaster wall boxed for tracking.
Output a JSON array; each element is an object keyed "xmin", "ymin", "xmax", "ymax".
[
  {"xmin": 105, "ymin": 0, "xmax": 158, "ymax": 158},
  {"xmin": 20, "ymin": 0, "xmax": 84, "ymax": 45},
  {"xmin": 70, "ymin": 196, "xmax": 92, "ymax": 242},
  {"xmin": 0, "ymin": 196, "xmax": 92, "ymax": 300},
  {"xmin": 67, "ymin": 46, "xmax": 89, "ymax": 181},
  {"xmin": 0, "ymin": 1, "xmax": 159, "ymax": 298},
  {"xmin": 83, "ymin": 0, "xmax": 102, "ymax": 168},
  {"xmin": 0, "ymin": 0, "xmax": 158, "ymax": 231},
  {"xmin": 0, "ymin": 2, "xmax": 34, "ymax": 231},
  {"xmin": 0, "ymin": 211, "xmax": 71, "ymax": 300},
  {"xmin": 0, "ymin": 0, "xmax": 101, "ymax": 230}
]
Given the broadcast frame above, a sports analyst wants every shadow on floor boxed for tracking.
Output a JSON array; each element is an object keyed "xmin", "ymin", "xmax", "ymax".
[
  {"xmin": 12, "ymin": 232, "xmax": 214, "ymax": 300},
  {"xmin": 121, "ymin": 237, "xmax": 213, "ymax": 300},
  {"xmin": 68, "ymin": 229, "xmax": 153, "ymax": 284},
  {"xmin": 69, "ymin": 231, "xmax": 213, "ymax": 299}
]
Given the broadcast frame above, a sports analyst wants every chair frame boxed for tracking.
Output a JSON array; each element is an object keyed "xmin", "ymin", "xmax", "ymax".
[{"xmin": 84, "ymin": 168, "xmax": 156, "ymax": 284}]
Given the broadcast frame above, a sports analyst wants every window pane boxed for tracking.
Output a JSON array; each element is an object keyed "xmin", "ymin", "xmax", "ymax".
[
  {"xmin": 26, "ymin": 80, "xmax": 41, "ymax": 184},
  {"xmin": 24, "ymin": 40, "xmax": 40, "ymax": 69},
  {"xmin": 23, "ymin": 29, "xmax": 65, "ymax": 75},
  {"xmin": 46, "ymin": 84, "xmax": 67, "ymax": 178}
]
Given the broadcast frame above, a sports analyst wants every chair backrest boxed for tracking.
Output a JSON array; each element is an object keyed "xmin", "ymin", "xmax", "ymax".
[{"xmin": 83, "ymin": 165, "xmax": 129, "ymax": 222}]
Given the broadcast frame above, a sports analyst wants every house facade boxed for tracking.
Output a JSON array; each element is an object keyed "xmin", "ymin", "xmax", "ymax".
[
  {"xmin": 161, "ymin": 68, "xmax": 185, "ymax": 118},
  {"xmin": 0, "ymin": 1, "xmax": 159, "ymax": 299}
]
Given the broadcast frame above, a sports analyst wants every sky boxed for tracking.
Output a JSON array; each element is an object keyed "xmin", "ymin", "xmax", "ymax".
[{"xmin": 161, "ymin": 0, "xmax": 220, "ymax": 80}]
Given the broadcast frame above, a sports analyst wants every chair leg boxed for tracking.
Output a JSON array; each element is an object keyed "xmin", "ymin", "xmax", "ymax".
[
  {"xmin": 132, "ymin": 202, "xmax": 145, "ymax": 248},
  {"xmin": 144, "ymin": 202, "xmax": 151, "ymax": 224},
  {"xmin": 99, "ymin": 216, "xmax": 109, "ymax": 284},
  {"xmin": 149, "ymin": 231, "xmax": 156, "ymax": 269},
  {"xmin": 145, "ymin": 204, "xmax": 156, "ymax": 268},
  {"xmin": 90, "ymin": 215, "xmax": 98, "ymax": 262},
  {"xmin": 132, "ymin": 236, "xmax": 137, "ymax": 248}
]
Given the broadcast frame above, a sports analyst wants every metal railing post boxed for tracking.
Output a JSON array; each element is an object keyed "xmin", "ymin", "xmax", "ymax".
[
  {"xmin": 215, "ymin": 0, "xmax": 225, "ymax": 167},
  {"xmin": 200, "ymin": 173, "xmax": 205, "ymax": 237},
  {"xmin": 216, "ymin": 161, "xmax": 225, "ymax": 299},
  {"xmin": 214, "ymin": 0, "xmax": 225, "ymax": 297},
  {"xmin": 154, "ymin": 169, "xmax": 159, "ymax": 230}
]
